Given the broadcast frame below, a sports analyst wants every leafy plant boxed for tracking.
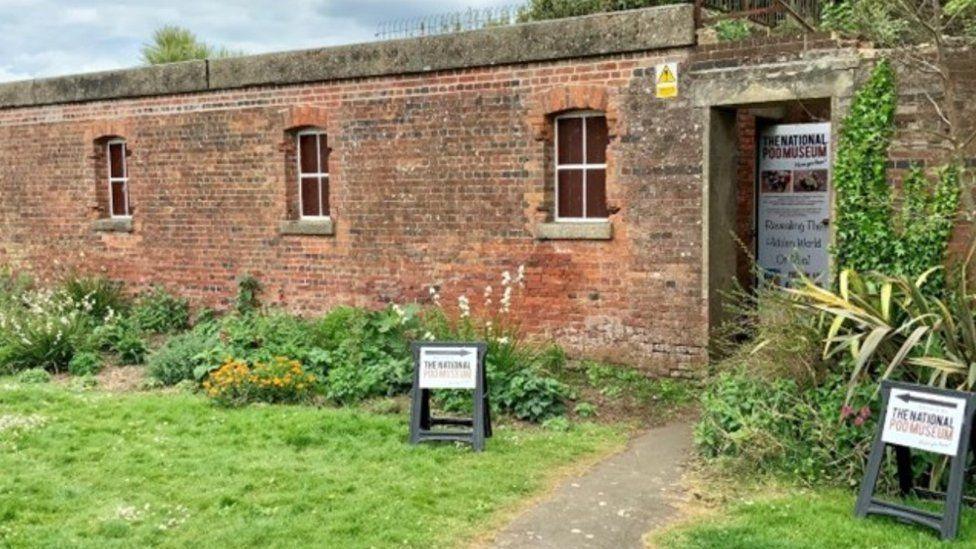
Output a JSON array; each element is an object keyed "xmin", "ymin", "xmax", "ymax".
[
  {"xmin": 712, "ymin": 19, "xmax": 752, "ymax": 42},
  {"xmin": 695, "ymin": 369, "xmax": 878, "ymax": 485},
  {"xmin": 789, "ymin": 244, "xmax": 976, "ymax": 401},
  {"xmin": 235, "ymin": 274, "xmax": 262, "ymax": 315},
  {"xmin": 319, "ymin": 305, "xmax": 419, "ymax": 404},
  {"xmin": 17, "ymin": 368, "xmax": 51, "ymax": 384},
  {"xmin": 131, "ymin": 286, "xmax": 189, "ymax": 334},
  {"xmin": 68, "ymin": 351, "xmax": 102, "ymax": 376},
  {"xmin": 92, "ymin": 317, "xmax": 148, "ymax": 365},
  {"xmin": 146, "ymin": 324, "xmax": 220, "ymax": 385}
]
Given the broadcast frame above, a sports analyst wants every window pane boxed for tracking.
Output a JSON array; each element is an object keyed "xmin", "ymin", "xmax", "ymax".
[
  {"xmin": 299, "ymin": 134, "xmax": 318, "ymax": 174},
  {"xmin": 320, "ymin": 177, "xmax": 330, "ymax": 217},
  {"xmin": 557, "ymin": 169, "xmax": 584, "ymax": 218},
  {"xmin": 301, "ymin": 177, "xmax": 320, "ymax": 217},
  {"xmin": 318, "ymin": 134, "xmax": 330, "ymax": 174},
  {"xmin": 586, "ymin": 116, "xmax": 608, "ymax": 164},
  {"xmin": 111, "ymin": 182, "xmax": 127, "ymax": 216},
  {"xmin": 585, "ymin": 169, "xmax": 608, "ymax": 218},
  {"xmin": 109, "ymin": 143, "xmax": 125, "ymax": 178},
  {"xmin": 557, "ymin": 118, "xmax": 583, "ymax": 165}
]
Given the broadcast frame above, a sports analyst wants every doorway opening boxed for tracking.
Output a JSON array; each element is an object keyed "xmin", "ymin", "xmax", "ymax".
[{"xmin": 706, "ymin": 98, "xmax": 832, "ymax": 347}]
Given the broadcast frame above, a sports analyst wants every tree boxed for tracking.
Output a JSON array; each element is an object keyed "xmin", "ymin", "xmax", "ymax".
[
  {"xmin": 823, "ymin": 0, "xmax": 976, "ymax": 218},
  {"xmin": 518, "ymin": 0, "xmax": 684, "ymax": 22},
  {"xmin": 141, "ymin": 25, "xmax": 240, "ymax": 65}
]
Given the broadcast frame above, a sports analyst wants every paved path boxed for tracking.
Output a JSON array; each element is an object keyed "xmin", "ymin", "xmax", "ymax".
[{"xmin": 489, "ymin": 422, "xmax": 693, "ymax": 549}]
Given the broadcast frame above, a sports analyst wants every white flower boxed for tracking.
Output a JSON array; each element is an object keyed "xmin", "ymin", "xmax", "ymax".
[
  {"xmin": 501, "ymin": 271, "xmax": 512, "ymax": 286},
  {"xmin": 428, "ymin": 286, "xmax": 442, "ymax": 306},
  {"xmin": 423, "ymin": 331, "xmax": 436, "ymax": 341},
  {"xmin": 458, "ymin": 295, "xmax": 470, "ymax": 318},
  {"xmin": 516, "ymin": 264, "xmax": 526, "ymax": 287},
  {"xmin": 500, "ymin": 286, "xmax": 513, "ymax": 314},
  {"xmin": 497, "ymin": 336, "xmax": 510, "ymax": 345}
]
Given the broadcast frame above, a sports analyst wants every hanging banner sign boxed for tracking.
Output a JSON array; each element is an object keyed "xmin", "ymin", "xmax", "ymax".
[
  {"xmin": 756, "ymin": 122, "xmax": 831, "ymax": 285},
  {"xmin": 418, "ymin": 345, "xmax": 479, "ymax": 389},
  {"xmin": 655, "ymin": 62, "xmax": 678, "ymax": 99},
  {"xmin": 881, "ymin": 387, "xmax": 967, "ymax": 456}
]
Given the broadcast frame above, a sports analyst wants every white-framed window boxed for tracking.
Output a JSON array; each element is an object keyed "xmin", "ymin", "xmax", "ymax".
[
  {"xmin": 106, "ymin": 138, "xmax": 130, "ymax": 218},
  {"xmin": 296, "ymin": 129, "xmax": 330, "ymax": 219},
  {"xmin": 554, "ymin": 111, "xmax": 608, "ymax": 221}
]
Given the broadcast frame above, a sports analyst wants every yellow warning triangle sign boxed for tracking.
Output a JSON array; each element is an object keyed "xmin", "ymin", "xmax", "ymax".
[{"xmin": 658, "ymin": 66, "xmax": 676, "ymax": 84}]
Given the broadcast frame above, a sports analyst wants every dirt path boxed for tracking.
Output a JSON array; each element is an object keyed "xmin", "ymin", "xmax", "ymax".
[{"xmin": 488, "ymin": 422, "xmax": 693, "ymax": 549}]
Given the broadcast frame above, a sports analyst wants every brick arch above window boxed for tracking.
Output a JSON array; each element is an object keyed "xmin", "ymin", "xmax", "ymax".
[
  {"xmin": 281, "ymin": 105, "xmax": 330, "ymax": 132},
  {"xmin": 526, "ymin": 85, "xmax": 619, "ymax": 141},
  {"xmin": 84, "ymin": 119, "xmax": 137, "ymax": 148}
]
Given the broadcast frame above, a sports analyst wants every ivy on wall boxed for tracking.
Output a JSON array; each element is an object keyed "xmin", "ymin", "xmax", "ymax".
[{"xmin": 833, "ymin": 60, "xmax": 960, "ymax": 286}]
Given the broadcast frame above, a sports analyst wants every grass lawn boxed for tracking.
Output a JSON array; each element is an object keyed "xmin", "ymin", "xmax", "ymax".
[
  {"xmin": 657, "ymin": 486, "xmax": 976, "ymax": 548},
  {"xmin": 0, "ymin": 380, "xmax": 626, "ymax": 548}
]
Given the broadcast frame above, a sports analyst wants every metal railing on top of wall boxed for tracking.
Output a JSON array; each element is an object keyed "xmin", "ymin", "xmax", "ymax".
[{"xmin": 374, "ymin": 1, "xmax": 826, "ymax": 41}]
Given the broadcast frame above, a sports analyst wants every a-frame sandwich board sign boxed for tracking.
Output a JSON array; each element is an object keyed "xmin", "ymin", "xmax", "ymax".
[
  {"xmin": 855, "ymin": 380, "xmax": 976, "ymax": 540},
  {"xmin": 408, "ymin": 341, "xmax": 491, "ymax": 452}
]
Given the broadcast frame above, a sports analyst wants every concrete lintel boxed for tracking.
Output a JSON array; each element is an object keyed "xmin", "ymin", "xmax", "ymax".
[
  {"xmin": 691, "ymin": 55, "xmax": 861, "ymax": 108},
  {"xmin": 535, "ymin": 221, "xmax": 613, "ymax": 241}
]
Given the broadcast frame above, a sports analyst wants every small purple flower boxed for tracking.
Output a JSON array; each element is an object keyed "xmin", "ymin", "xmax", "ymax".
[
  {"xmin": 841, "ymin": 405, "xmax": 854, "ymax": 419},
  {"xmin": 854, "ymin": 416, "xmax": 865, "ymax": 427},
  {"xmin": 859, "ymin": 406, "xmax": 871, "ymax": 419}
]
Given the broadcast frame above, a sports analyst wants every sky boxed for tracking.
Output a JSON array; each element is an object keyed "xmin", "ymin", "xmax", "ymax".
[{"xmin": 0, "ymin": 0, "xmax": 514, "ymax": 83}]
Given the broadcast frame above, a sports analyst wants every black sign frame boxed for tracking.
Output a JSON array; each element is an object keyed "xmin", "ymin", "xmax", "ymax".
[
  {"xmin": 855, "ymin": 380, "xmax": 976, "ymax": 540},
  {"xmin": 408, "ymin": 341, "xmax": 491, "ymax": 452}
]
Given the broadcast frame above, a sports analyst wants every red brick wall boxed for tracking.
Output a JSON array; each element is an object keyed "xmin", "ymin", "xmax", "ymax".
[{"xmin": 0, "ymin": 49, "xmax": 707, "ymax": 377}]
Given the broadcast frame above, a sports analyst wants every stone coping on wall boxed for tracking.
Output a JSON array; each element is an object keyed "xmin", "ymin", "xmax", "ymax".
[{"xmin": 0, "ymin": 5, "xmax": 695, "ymax": 110}]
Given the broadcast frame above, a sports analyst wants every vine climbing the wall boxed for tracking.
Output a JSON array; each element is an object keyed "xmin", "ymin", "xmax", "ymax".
[{"xmin": 833, "ymin": 60, "xmax": 960, "ymax": 288}]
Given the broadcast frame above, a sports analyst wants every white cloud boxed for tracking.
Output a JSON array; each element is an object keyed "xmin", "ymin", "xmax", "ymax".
[{"xmin": 0, "ymin": 0, "xmax": 514, "ymax": 83}]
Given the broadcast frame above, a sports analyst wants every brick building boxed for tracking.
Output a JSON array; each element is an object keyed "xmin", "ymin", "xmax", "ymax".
[{"xmin": 0, "ymin": 5, "xmax": 972, "ymax": 377}]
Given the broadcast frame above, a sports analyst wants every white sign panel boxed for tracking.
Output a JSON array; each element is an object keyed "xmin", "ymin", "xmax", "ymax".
[
  {"xmin": 418, "ymin": 346, "xmax": 478, "ymax": 389},
  {"xmin": 882, "ymin": 388, "xmax": 967, "ymax": 456},
  {"xmin": 757, "ymin": 123, "xmax": 832, "ymax": 285}
]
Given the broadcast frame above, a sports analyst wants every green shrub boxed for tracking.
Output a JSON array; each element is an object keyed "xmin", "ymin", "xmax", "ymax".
[
  {"xmin": 695, "ymin": 369, "xmax": 877, "ymax": 485},
  {"xmin": 574, "ymin": 402, "xmax": 598, "ymax": 418},
  {"xmin": 147, "ymin": 322, "xmax": 220, "ymax": 385},
  {"xmin": 92, "ymin": 317, "xmax": 148, "ymax": 365},
  {"xmin": 319, "ymin": 306, "xmax": 418, "ymax": 404},
  {"xmin": 132, "ymin": 286, "xmax": 190, "ymax": 333},
  {"xmin": 68, "ymin": 351, "xmax": 102, "ymax": 376},
  {"xmin": 17, "ymin": 368, "xmax": 51, "ymax": 384}
]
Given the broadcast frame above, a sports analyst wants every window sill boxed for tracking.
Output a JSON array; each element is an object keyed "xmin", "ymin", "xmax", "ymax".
[
  {"xmin": 92, "ymin": 217, "xmax": 133, "ymax": 233},
  {"xmin": 535, "ymin": 221, "xmax": 612, "ymax": 241},
  {"xmin": 279, "ymin": 219, "xmax": 335, "ymax": 236}
]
